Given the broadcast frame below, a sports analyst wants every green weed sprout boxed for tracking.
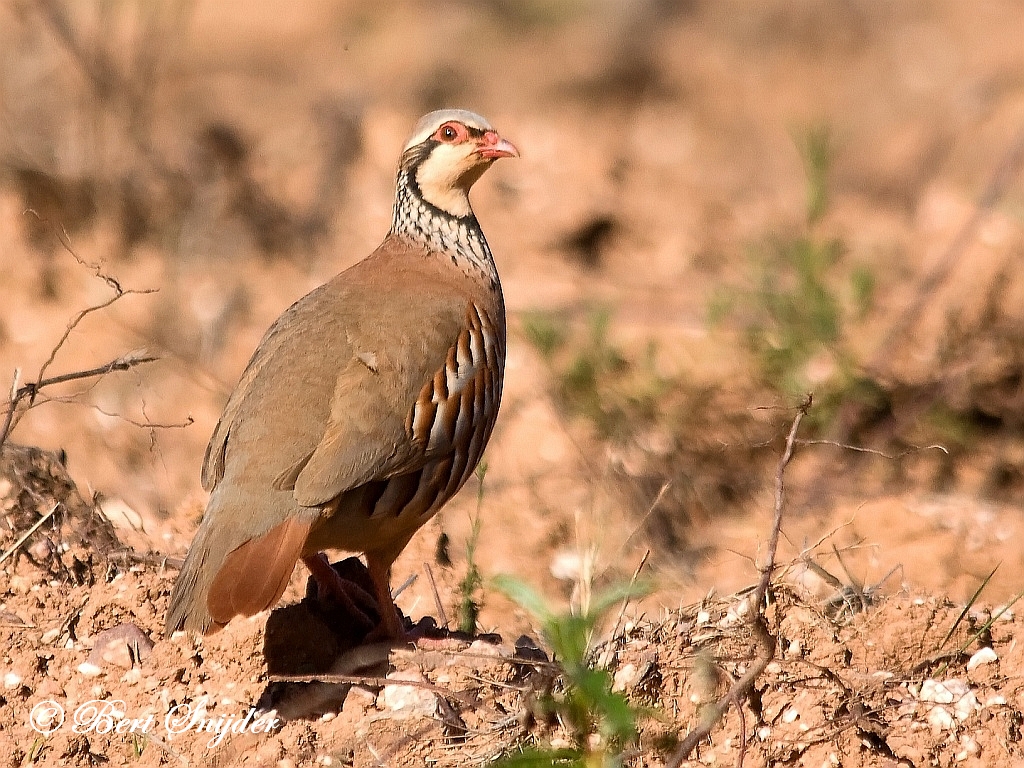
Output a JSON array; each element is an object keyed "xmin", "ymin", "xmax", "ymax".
[
  {"xmin": 457, "ymin": 461, "xmax": 488, "ymax": 634},
  {"xmin": 492, "ymin": 575, "xmax": 652, "ymax": 766}
]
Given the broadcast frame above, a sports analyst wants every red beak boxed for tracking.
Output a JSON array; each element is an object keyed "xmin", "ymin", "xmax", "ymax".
[{"xmin": 476, "ymin": 130, "xmax": 520, "ymax": 160}]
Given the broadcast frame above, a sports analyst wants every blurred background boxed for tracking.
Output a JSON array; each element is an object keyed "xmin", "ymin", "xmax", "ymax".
[{"xmin": 2, "ymin": 0, "xmax": 1023, "ymax": 625}]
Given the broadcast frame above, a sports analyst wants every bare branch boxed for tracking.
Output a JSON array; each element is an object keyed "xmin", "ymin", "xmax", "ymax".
[
  {"xmin": 796, "ymin": 439, "xmax": 949, "ymax": 459},
  {"xmin": 0, "ymin": 370, "xmax": 20, "ymax": 453},
  {"xmin": 667, "ymin": 394, "xmax": 810, "ymax": 766},
  {"xmin": 31, "ymin": 288, "xmax": 156, "ymax": 398},
  {"xmin": 2, "ymin": 351, "xmax": 160, "ymax": 451},
  {"xmin": 25, "ymin": 350, "xmax": 157, "ymax": 397},
  {"xmin": 1, "ymin": 215, "xmax": 162, "ymax": 450},
  {"xmin": 0, "ymin": 504, "xmax": 60, "ymax": 567},
  {"xmin": 90, "ymin": 407, "xmax": 193, "ymax": 432}
]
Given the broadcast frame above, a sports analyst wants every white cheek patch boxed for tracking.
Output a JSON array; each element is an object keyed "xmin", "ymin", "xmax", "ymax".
[{"xmin": 415, "ymin": 145, "xmax": 474, "ymax": 217}]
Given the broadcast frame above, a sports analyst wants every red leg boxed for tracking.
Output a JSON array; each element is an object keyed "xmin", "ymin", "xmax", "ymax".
[{"xmin": 365, "ymin": 554, "xmax": 408, "ymax": 642}]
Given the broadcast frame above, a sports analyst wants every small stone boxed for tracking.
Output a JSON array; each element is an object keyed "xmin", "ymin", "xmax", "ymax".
[
  {"xmin": 380, "ymin": 671, "xmax": 435, "ymax": 718},
  {"xmin": 3, "ymin": 672, "xmax": 23, "ymax": 689},
  {"xmin": 967, "ymin": 647, "xmax": 998, "ymax": 671},
  {"xmin": 919, "ymin": 678, "xmax": 965, "ymax": 704},
  {"xmin": 99, "ymin": 498, "xmax": 144, "ymax": 531},
  {"xmin": 87, "ymin": 623, "xmax": 154, "ymax": 670},
  {"xmin": 782, "ymin": 708, "xmax": 799, "ymax": 723},
  {"xmin": 927, "ymin": 705, "xmax": 955, "ymax": 733},
  {"xmin": 40, "ymin": 628, "xmax": 60, "ymax": 644},
  {"xmin": 953, "ymin": 690, "xmax": 979, "ymax": 721},
  {"xmin": 955, "ymin": 734, "xmax": 981, "ymax": 761},
  {"xmin": 612, "ymin": 663, "xmax": 637, "ymax": 692},
  {"xmin": 77, "ymin": 662, "xmax": 103, "ymax": 678},
  {"xmin": 29, "ymin": 539, "xmax": 53, "ymax": 561},
  {"xmin": 467, "ymin": 639, "xmax": 501, "ymax": 656},
  {"xmin": 550, "ymin": 551, "xmax": 582, "ymax": 582},
  {"xmin": 0, "ymin": 610, "xmax": 32, "ymax": 627}
]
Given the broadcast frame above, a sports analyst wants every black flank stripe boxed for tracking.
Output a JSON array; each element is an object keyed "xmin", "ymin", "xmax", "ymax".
[
  {"xmin": 358, "ymin": 480, "xmax": 390, "ymax": 518},
  {"xmin": 377, "ymin": 472, "xmax": 421, "ymax": 518}
]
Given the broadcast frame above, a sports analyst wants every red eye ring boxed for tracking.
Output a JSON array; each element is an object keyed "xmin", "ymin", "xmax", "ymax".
[{"xmin": 435, "ymin": 122, "xmax": 464, "ymax": 143}]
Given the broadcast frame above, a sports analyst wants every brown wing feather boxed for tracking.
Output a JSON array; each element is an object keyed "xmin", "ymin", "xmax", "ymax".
[{"xmin": 206, "ymin": 515, "xmax": 312, "ymax": 626}]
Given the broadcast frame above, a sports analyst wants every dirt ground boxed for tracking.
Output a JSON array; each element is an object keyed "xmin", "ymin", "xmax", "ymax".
[{"xmin": 2, "ymin": 1, "xmax": 1024, "ymax": 765}]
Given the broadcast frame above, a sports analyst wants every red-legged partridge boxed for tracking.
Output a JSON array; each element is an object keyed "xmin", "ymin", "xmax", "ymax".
[{"xmin": 166, "ymin": 110, "xmax": 517, "ymax": 639}]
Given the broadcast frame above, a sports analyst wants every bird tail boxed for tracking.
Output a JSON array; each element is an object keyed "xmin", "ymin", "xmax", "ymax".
[{"xmin": 165, "ymin": 494, "xmax": 316, "ymax": 636}]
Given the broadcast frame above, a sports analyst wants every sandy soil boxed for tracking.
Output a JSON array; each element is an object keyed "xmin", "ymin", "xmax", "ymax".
[{"xmin": 2, "ymin": 1, "xmax": 1024, "ymax": 765}]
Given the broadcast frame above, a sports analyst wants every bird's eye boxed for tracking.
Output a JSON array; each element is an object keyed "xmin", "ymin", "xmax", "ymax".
[{"xmin": 436, "ymin": 123, "xmax": 462, "ymax": 142}]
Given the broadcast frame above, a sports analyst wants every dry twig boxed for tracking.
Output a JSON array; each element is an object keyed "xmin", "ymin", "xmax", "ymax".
[
  {"xmin": 667, "ymin": 395, "xmax": 810, "ymax": 767},
  {"xmin": 0, "ymin": 503, "xmax": 60, "ymax": 567},
  {"xmin": 1, "ymin": 350, "xmax": 158, "ymax": 450},
  {"xmin": 0, "ymin": 216, "xmax": 161, "ymax": 450}
]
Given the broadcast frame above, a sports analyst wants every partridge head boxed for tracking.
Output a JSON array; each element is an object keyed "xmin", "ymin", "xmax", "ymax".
[{"xmin": 166, "ymin": 110, "xmax": 517, "ymax": 640}]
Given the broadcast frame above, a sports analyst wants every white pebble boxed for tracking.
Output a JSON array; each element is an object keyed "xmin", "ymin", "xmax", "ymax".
[
  {"xmin": 953, "ymin": 690, "xmax": 979, "ymax": 721},
  {"xmin": 612, "ymin": 663, "xmax": 637, "ymax": 692},
  {"xmin": 919, "ymin": 678, "xmax": 969, "ymax": 704},
  {"xmin": 3, "ymin": 672, "xmax": 23, "ymax": 689},
  {"xmin": 928, "ymin": 705, "xmax": 955, "ymax": 732},
  {"xmin": 380, "ymin": 672, "xmax": 434, "ymax": 718},
  {"xmin": 966, "ymin": 647, "xmax": 998, "ymax": 671},
  {"xmin": 955, "ymin": 734, "xmax": 981, "ymax": 761},
  {"xmin": 77, "ymin": 662, "xmax": 103, "ymax": 678}
]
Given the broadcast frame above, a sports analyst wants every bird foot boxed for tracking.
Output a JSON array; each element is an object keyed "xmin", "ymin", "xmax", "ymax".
[{"xmin": 302, "ymin": 554, "xmax": 380, "ymax": 632}]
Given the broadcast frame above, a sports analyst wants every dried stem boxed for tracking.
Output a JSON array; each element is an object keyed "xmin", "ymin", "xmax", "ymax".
[
  {"xmin": 667, "ymin": 395, "xmax": 810, "ymax": 767},
  {"xmin": 0, "ymin": 504, "xmax": 60, "ymax": 567},
  {"xmin": 1, "ymin": 214, "xmax": 160, "ymax": 451},
  {"xmin": 1, "ymin": 351, "xmax": 157, "ymax": 451}
]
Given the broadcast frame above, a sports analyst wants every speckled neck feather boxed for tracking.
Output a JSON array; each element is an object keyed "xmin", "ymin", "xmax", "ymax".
[{"xmin": 390, "ymin": 158, "xmax": 498, "ymax": 287}]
